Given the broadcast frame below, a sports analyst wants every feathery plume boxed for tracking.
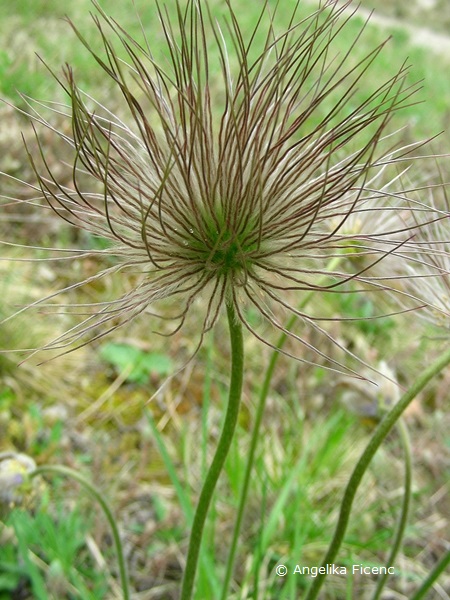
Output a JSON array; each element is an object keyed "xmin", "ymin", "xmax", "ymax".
[{"xmin": 0, "ymin": 0, "xmax": 440, "ymax": 373}]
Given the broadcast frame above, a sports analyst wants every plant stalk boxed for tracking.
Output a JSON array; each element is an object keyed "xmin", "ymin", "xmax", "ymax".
[
  {"xmin": 410, "ymin": 546, "xmax": 450, "ymax": 600},
  {"xmin": 305, "ymin": 344, "xmax": 450, "ymax": 600},
  {"xmin": 371, "ymin": 417, "xmax": 412, "ymax": 600},
  {"xmin": 180, "ymin": 299, "xmax": 244, "ymax": 600},
  {"xmin": 222, "ymin": 257, "xmax": 342, "ymax": 599}
]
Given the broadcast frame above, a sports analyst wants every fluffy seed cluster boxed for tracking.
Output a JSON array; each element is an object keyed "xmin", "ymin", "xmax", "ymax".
[
  {"xmin": 1, "ymin": 0, "xmax": 444, "ymax": 370},
  {"xmin": 403, "ymin": 191, "xmax": 450, "ymax": 329}
]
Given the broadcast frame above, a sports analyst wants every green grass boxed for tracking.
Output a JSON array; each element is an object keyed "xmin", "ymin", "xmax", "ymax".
[
  {"xmin": 1, "ymin": 505, "xmax": 109, "ymax": 599},
  {"xmin": 0, "ymin": 0, "xmax": 449, "ymax": 143},
  {"xmin": 140, "ymin": 351, "xmax": 445, "ymax": 599},
  {"xmin": 1, "ymin": 298, "xmax": 448, "ymax": 598}
]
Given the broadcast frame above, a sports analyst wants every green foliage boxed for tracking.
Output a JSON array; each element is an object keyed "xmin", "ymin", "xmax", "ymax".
[
  {"xmin": 100, "ymin": 342, "xmax": 173, "ymax": 384},
  {"xmin": 0, "ymin": 49, "xmax": 51, "ymax": 105},
  {"xmin": 0, "ymin": 507, "xmax": 108, "ymax": 599},
  {"xmin": 326, "ymin": 290, "xmax": 396, "ymax": 339},
  {"xmin": 0, "ymin": 542, "xmax": 23, "ymax": 597},
  {"xmin": 28, "ymin": 404, "xmax": 64, "ymax": 456}
]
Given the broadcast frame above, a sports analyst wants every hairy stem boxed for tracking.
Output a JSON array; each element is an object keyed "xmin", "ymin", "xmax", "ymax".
[
  {"xmin": 221, "ymin": 317, "xmax": 291, "ymax": 600},
  {"xmin": 180, "ymin": 299, "xmax": 244, "ymax": 600},
  {"xmin": 371, "ymin": 417, "xmax": 412, "ymax": 600},
  {"xmin": 305, "ymin": 345, "xmax": 450, "ymax": 600},
  {"xmin": 31, "ymin": 464, "xmax": 130, "ymax": 600},
  {"xmin": 222, "ymin": 257, "xmax": 343, "ymax": 599}
]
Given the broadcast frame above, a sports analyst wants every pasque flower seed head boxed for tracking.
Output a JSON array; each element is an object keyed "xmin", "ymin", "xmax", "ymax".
[{"xmin": 1, "ymin": 0, "xmax": 442, "ymax": 372}]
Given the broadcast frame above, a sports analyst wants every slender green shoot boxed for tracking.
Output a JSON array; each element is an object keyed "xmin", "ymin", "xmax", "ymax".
[
  {"xmin": 371, "ymin": 417, "xmax": 412, "ymax": 600},
  {"xmin": 305, "ymin": 345, "xmax": 450, "ymax": 600},
  {"xmin": 180, "ymin": 300, "xmax": 244, "ymax": 600},
  {"xmin": 146, "ymin": 411, "xmax": 194, "ymax": 520},
  {"xmin": 221, "ymin": 257, "xmax": 342, "ymax": 599},
  {"xmin": 410, "ymin": 547, "xmax": 450, "ymax": 600}
]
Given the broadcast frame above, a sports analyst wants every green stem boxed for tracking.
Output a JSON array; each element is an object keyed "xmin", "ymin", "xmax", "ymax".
[
  {"xmin": 410, "ymin": 547, "xmax": 450, "ymax": 600},
  {"xmin": 30, "ymin": 464, "xmax": 130, "ymax": 600},
  {"xmin": 221, "ymin": 257, "xmax": 343, "ymax": 600},
  {"xmin": 180, "ymin": 299, "xmax": 244, "ymax": 600},
  {"xmin": 305, "ymin": 344, "xmax": 450, "ymax": 600},
  {"xmin": 221, "ymin": 318, "xmax": 291, "ymax": 600},
  {"xmin": 371, "ymin": 417, "xmax": 412, "ymax": 600}
]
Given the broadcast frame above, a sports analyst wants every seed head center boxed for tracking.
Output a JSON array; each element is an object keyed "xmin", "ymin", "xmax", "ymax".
[{"xmin": 209, "ymin": 231, "xmax": 245, "ymax": 275}]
